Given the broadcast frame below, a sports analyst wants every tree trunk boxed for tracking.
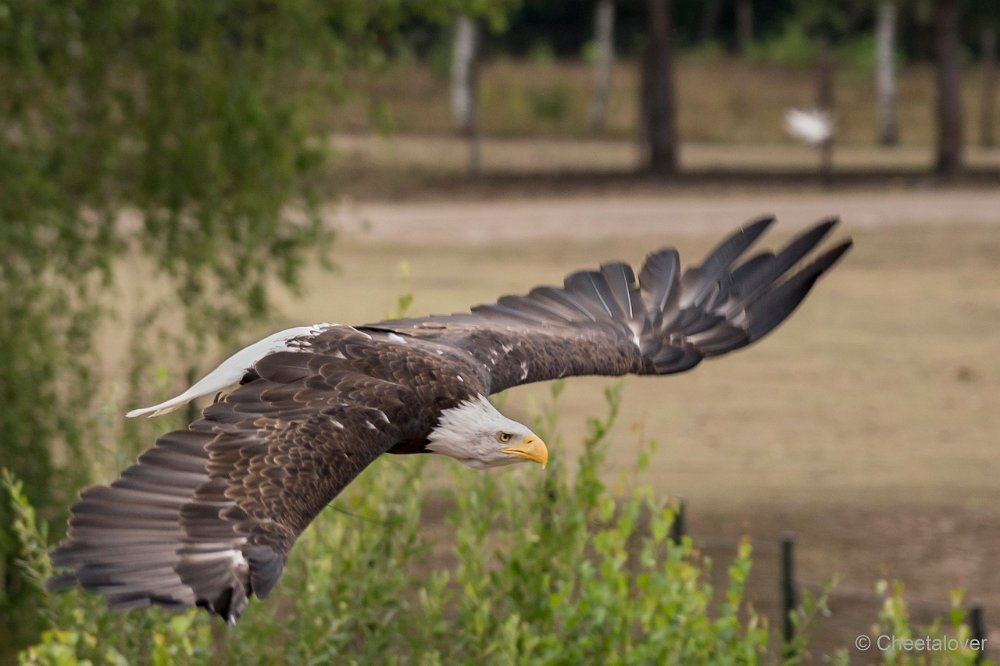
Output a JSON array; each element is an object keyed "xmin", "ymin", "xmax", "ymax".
[
  {"xmin": 642, "ymin": 0, "xmax": 678, "ymax": 176},
  {"xmin": 699, "ymin": 0, "xmax": 723, "ymax": 44},
  {"xmin": 934, "ymin": 0, "xmax": 963, "ymax": 178},
  {"xmin": 735, "ymin": 0, "xmax": 754, "ymax": 54},
  {"xmin": 876, "ymin": 1, "xmax": 898, "ymax": 146},
  {"xmin": 817, "ymin": 38, "xmax": 835, "ymax": 185},
  {"xmin": 981, "ymin": 27, "xmax": 997, "ymax": 149},
  {"xmin": 588, "ymin": 0, "xmax": 615, "ymax": 132},
  {"xmin": 817, "ymin": 39, "xmax": 835, "ymax": 112},
  {"xmin": 451, "ymin": 16, "xmax": 480, "ymax": 174}
]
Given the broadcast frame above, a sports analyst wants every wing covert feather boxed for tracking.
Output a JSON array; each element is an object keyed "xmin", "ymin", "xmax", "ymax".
[{"xmin": 368, "ymin": 218, "xmax": 851, "ymax": 391}]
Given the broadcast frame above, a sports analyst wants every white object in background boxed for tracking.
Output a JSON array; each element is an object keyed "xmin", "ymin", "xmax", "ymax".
[{"xmin": 784, "ymin": 108, "xmax": 834, "ymax": 146}]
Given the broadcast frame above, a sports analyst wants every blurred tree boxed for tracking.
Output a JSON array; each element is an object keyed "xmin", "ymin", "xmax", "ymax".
[
  {"xmin": 982, "ymin": 28, "xmax": 997, "ymax": 148},
  {"xmin": 451, "ymin": 16, "xmax": 481, "ymax": 173},
  {"xmin": 817, "ymin": 38, "xmax": 836, "ymax": 183},
  {"xmin": 933, "ymin": 0, "xmax": 963, "ymax": 177},
  {"xmin": 448, "ymin": 4, "xmax": 522, "ymax": 174},
  {"xmin": 736, "ymin": 0, "xmax": 755, "ymax": 53},
  {"xmin": 0, "ymin": 0, "xmax": 518, "ymax": 656},
  {"xmin": 588, "ymin": 0, "xmax": 616, "ymax": 131},
  {"xmin": 876, "ymin": 1, "xmax": 900, "ymax": 145},
  {"xmin": 969, "ymin": 0, "xmax": 1000, "ymax": 147},
  {"xmin": 790, "ymin": 0, "xmax": 855, "ymax": 181},
  {"xmin": 699, "ymin": 0, "xmax": 725, "ymax": 43},
  {"xmin": 642, "ymin": 0, "xmax": 678, "ymax": 176}
]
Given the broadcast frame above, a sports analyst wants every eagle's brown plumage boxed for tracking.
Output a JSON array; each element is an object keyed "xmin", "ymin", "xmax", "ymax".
[{"xmin": 49, "ymin": 217, "xmax": 851, "ymax": 623}]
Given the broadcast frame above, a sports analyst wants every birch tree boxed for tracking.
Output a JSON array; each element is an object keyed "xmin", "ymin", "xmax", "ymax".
[
  {"xmin": 876, "ymin": 1, "xmax": 899, "ymax": 146},
  {"xmin": 588, "ymin": 0, "xmax": 616, "ymax": 132},
  {"xmin": 451, "ymin": 16, "xmax": 481, "ymax": 173}
]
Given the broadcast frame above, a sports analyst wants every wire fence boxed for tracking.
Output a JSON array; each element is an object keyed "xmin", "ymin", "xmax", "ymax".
[{"xmin": 669, "ymin": 500, "xmax": 991, "ymax": 662}]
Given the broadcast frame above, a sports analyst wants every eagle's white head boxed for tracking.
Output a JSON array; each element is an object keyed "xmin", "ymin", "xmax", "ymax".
[{"xmin": 427, "ymin": 395, "xmax": 548, "ymax": 470}]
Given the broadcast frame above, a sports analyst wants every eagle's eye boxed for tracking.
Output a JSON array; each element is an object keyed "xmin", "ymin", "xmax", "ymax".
[{"xmin": 496, "ymin": 431, "xmax": 513, "ymax": 443}]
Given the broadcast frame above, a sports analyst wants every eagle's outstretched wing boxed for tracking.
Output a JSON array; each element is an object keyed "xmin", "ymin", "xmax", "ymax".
[
  {"xmin": 367, "ymin": 217, "xmax": 851, "ymax": 393},
  {"xmin": 49, "ymin": 329, "xmax": 423, "ymax": 625},
  {"xmin": 49, "ymin": 217, "xmax": 850, "ymax": 623}
]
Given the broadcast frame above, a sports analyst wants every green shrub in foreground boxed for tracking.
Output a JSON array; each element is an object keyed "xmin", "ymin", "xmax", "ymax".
[{"xmin": 5, "ymin": 384, "xmax": 988, "ymax": 665}]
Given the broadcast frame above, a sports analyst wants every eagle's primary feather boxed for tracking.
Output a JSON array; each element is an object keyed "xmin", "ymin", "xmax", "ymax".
[{"xmin": 49, "ymin": 217, "xmax": 851, "ymax": 623}]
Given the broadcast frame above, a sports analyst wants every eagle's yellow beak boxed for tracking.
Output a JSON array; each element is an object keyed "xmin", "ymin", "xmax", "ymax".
[{"xmin": 501, "ymin": 434, "xmax": 548, "ymax": 469}]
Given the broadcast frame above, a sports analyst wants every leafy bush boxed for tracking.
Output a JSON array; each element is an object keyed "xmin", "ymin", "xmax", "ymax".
[
  {"xmin": 526, "ymin": 83, "xmax": 573, "ymax": 124},
  {"xmin": 747, "ymin": 22, "xmax": 818, "ymax": 68},
  {"xmin": 681, "ymin": 41, "xmax": 729, "ymax": 64},
  {"xmin": 528, "ymin": 40, "xmax": 557, "ymax": 66},
  {"xmin": 0, "ymin": 2, "xmax": 523, "ymax": 655},
  {"xmin": 5, "ymin": 386, "xmax": 989, "ymax": 664}
]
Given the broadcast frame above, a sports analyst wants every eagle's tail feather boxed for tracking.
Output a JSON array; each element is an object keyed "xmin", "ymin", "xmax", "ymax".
[
  {"xmin": 125, "ymin": 325, "xmax": 331, "ymax": 419},
  {"xmin": 48, "ymin": 429, "xmax": 254, "ymax": 625}
]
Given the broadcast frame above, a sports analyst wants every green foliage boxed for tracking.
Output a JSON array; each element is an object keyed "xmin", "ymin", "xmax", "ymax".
[
  {"xmin": 837, "ymin": 32, "xmax": 878, "ymax": 71},
  {"xmin": 1, "ymin": 471, "xmax": 52, "ymax": 610},
  {"xmin": 834, "ymin": 31, "xmax": 910, "ymax": 73},
  {"xmin": 782, "ymin": 578, "xmax": 837, "ymax": 664},
  {"xmin": 0, "ymin": 0, "xmax": 523, "ymax": 656},
  {"xmin": 391, "ymin": 260, "xmax": 415, "ymax": 319},
  {"xmin": 681, "ymin": 40, "xmax": 729, "ymax": 64},
  {"xmin": 8, "ymin": 385, "xmax": 981, "ymax": 664},
  {"xmin": 403, "ymin": 0, "xmax": 522, "ymax": 33},
  {"xmin": 791, "ymin": 0, "xmax": 851, "ymax": 40},
  {"xmin": 426, "ymin": 39, "xmax": 455, "ymax": 81},
  {"xmin": 870, "ymin": 581, "xmax": 986, "ymax": 666},
  {"xmin": 526, "ymin": 82, "xmax": 573, "ymax": 124},
  {"xmin": 747, "ymin": 22, "xmax": 818, "ymax": 68},
  {"xmin": 0, "ymin": 0, "xmax": 342, "ymax": 644},
  {"xmin": 528, "ymin": 39, "xmax": 556, "ymax": 65},
  {"xmin": 580, "ymin": 39, "xmax": 600, "ymax": 66},
  {"xmin": 3, "ymin": 468, "xmax": 213, "ymax": 666}
]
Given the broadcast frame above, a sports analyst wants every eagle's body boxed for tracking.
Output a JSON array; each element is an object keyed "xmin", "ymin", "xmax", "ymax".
[{"xmin": 50, "ymin": 217, "xmax": 851, "ymax": 624}]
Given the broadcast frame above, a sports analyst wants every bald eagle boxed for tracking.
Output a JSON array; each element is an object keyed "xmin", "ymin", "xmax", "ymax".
[{"xmin": 49, "ymin": 217, "xmax": 851, "ymax": 624}]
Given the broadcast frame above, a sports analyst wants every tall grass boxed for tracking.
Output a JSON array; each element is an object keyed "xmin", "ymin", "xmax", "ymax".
[{"xmin": 4, "ymin": 385, "xmax": 988, "ymax": 664}]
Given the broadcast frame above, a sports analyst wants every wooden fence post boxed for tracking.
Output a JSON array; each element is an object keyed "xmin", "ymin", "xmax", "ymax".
[
  {"xmin": 781, "ymin": 534, "xmax": 797, "ymax": 646},
  {"xmin": 669, "ymin": 498, "xmax": 685, "ymax": 545},
  {"xmin": 971, "ymin": 605, "xmax": 986, "ymax": 664}
]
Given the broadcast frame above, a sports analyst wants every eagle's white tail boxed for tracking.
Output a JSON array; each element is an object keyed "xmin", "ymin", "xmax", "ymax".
[{"xmin": 126, "ymin": 324, "xmax": 331, "ymax": 418}]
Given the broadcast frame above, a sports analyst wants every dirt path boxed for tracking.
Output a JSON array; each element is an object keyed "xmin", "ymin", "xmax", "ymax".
[{"xmin": 334, "ymin": 188, "xmax": 1000, "ymax": 244}]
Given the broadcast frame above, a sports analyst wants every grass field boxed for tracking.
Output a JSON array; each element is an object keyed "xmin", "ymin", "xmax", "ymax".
[
  {"xmin": 98, "ymin": 190, "xmax": 1000, "ymax": 658},
  {"xmin": 331, "ymin": 56, "xmax": 999, "ymax": 146}
]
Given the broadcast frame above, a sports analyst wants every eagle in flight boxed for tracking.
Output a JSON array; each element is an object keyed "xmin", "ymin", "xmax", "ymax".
[{"xmin": 49, "ymin": 217, "xmax": 851, "ymax": 624}]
